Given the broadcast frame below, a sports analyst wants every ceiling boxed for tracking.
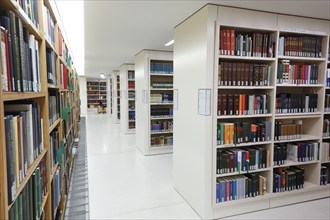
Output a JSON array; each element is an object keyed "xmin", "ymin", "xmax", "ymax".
[{"xmin": 84, "ymin": 0, "xmax": 330, "ymax": 77}]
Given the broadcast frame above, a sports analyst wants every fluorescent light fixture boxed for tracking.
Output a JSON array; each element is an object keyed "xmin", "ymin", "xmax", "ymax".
[
  {"xmin": 165, "ymin": 39, "xmax": 174, "ymax": 46},
  {"xmin": 100, "ymin": 73, "xmax": 105, "ymax": 79}
]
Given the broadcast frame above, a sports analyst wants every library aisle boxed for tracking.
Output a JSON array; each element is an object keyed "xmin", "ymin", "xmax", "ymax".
[{"xmin": 85, "ymin": 113, "xmax": 330, "ymax": 219}]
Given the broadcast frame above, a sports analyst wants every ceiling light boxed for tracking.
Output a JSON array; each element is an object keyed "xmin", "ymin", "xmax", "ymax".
[
  {"xmin": 100, "ymin": 73, "xmax": 105, "ymax": 79},
  {"xmin": 165, "ymin": 40, "xmax": 174, "ymax": 46}
]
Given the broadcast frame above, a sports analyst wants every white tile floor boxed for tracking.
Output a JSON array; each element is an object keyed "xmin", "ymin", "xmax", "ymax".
[{"xmin": 87, "ymin": 113, "xmax": 330, "ymax": 219}]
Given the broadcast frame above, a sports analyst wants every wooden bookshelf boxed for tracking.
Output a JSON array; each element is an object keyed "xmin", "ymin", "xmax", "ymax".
[
  {"xmin": 135, "ymin": 50, "xmax": 173, "ymax": 155},
  {"xmin": 173, "ymin": 4, "xmax": 330, "ymax": 219},
  {"xmin": 86, "ymin": 79, "xmax": 107, "ymax": 109},
  {"xmin": 0, "ymin": 0, "xmax": 80, "ymax": 219},
  {"xmin": 120, "ymin": 64, "xmax": 135, "ymax": 134}
]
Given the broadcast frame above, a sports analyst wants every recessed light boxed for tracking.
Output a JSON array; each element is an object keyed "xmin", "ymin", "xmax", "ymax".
[
  {"xmin": 100, "ymin": 73, "xmax": 105, "ymax": 79},
  {"xmin": 165, "ymin": 40, "xmax": 174, "ymax": 46}
]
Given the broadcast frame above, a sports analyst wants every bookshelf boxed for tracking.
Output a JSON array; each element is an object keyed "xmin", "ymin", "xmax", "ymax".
[
  {"xmin": 111, "ymin": 70, "xmax": 120, "ymax": 123},
  {"xmin": 86, "ymin": 79, "xmax": 107, "ymax": 110},
  {"xmin": 173, "ymin": 4, "xmax": 330, "ymax": 219},
  {"xmin": 107, "ymin": 75, "xmax": 113, "ymax": 116},
  {"xmin": 0, "ymin": 0, "xmax": 80, "ymax": 219},
  {"xmin": 135, "ymin": 50, "xmax": 173, "ymax": 155},
  {"xmin": 119, "ymin": 64, "xmax": 135, "ymax": 134}
]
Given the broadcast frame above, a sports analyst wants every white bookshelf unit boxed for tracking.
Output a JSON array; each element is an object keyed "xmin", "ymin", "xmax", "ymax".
[
  {"xmin": 120, "ymin": 64, "xmax": 136, "ymax": 134},
  {"xmin": 106, "ymin": 74, "xmax": 113, "ymax": 116},
  {"xmin": 111, "ymin": 71, "xmax": 120, "ymax": 123},
  {"xmin": 86, "ymin": 79, "xmax": 107, "ymax": 110},
  {"xmin": 135, "ymin": 50, "xmax": 174, "ymax": 155},
  {"xmin": 173, "ymin": 4, "xmax": 330, "ymax": 219}
]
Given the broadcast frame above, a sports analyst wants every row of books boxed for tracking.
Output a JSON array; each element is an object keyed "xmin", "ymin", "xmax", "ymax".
[
  {"xmin": 128, "ymin": 91, "xmax": 135, "ymax": 99},
  {"xmin": 4, "ymin": 102, "xmax": 44, "ymax": 203},
  {"xmin": 275, "ymin": 93, "xmax": 318, "ymax": 114},
  {"xmin": 150, "ymin": 93, "xmax": 173, "ymax": 103},
  {"xmin": 43, "ymin": 6, "xmax": 55, "ymax": 47},
  {"xmin": 58, "ymin": 28, "xmax": 69, "ymax": 62},
  {"xmin": 0, "ymin": 11, "xmax": 41, "ymax": 92},
  {"xmin": 323, "ymin": 119, "xmax": 330, "ymax": 137},
  {"xmin": 324, "ymin": 95, "xmax": 330, "ymax": 112},
  {"xmin": 327, "ymin": 69, "xmax": 330, "ymax": 87},
  {"xmin": 218, "ymin": 62, "xmax": 271, "ymax": 87},
  {"xmin": 273, "ymin": 167, "xmax": 304, "ymax": 193},
  {"xmin": 150, "ymin": 62, "xmax": 173, "ymax": 74},
  {"xmin": 128, "ymin": 102, "xmax": 135, "ymax": 111},
  {"xmin": 277, "ymin": 61, "xmax": 319, "ymax": 84},
  {"xmin": 216, "ymin": 121, "xmax": 272, "ymax": 145},
  {"xmin": 129, "ymin": 111, "xmax": 135, "ymax": 121},
  {"xmin": 219, "ymin": 29, "xmax": 276, "ymax": 57},
  {"xmin": 278, "ymin": 36, "xmax": 322, "ymax": 58},
  {"xmin": 15, "ymin": 0, "xmax": 39, "ymax": 29},
  {"xmin": 151, "ymin": 108, "xmax": 173, "ymax": 118},
  {"xmin": 216, "ymin": 173, "xmax": 267, "ymax": 203},
  {"xmin": 216, "ymin": 147, "xmax": 270, "ymax": 174},
  {"xmin": 217, "ymin": 94, "xmax": 270, "ymax": 116},
  {"xmin": 274, "ymin": 120, "xmax": 302, "ymax": 141},
  {"xmin": 46, "ymin": 48, "xmax": 57, "ymax": 85},
  {"xmin": 151, "ymin": 82, "xmax": 173, "ymax": 89},
  {"xmin": 150, "ymin": 135, "xmax": 173, "ymax": 146},
  {"xmin": 50, "ymin": 130, "xmax": 60, "ymax": 170},
  {"xmin": 51, "ymin": 167, "xmax": 62, "ymax": 218},
  {"xmin": 9, "ymin": 157, "xmax": 47, "ymax": 220},
  {"xmin": 48, "ymin": 93, "xmax": 60, "ymax": 126},
  {"xmin": 128, "ymin": 71, "xmax": 135, "ymax": 80},
  {"xmin": 128, "ymin": 81, "xmax": 135, "ymax": 89},
  {"xmin": 286, "ymin": 142, "xmax": 319, "ymax": 162},
  {"xmin": 273, "ymin": 144, "xmax": 287, "ymax": 166},
  {"xmin": 321, "ymin": 142, "xmax": 330, "ymax": 162},
  {"xmin": 320, "ymin": 165, "xmax": 330, "ymax": 185},
  {"xmin": 151, "ymin": 120, "xmax": 173, "ymax": 132}
]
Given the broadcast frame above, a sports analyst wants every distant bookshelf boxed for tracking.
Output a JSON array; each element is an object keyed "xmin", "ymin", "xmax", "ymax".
[{"xmin": 86, "ymin": 79, "xmax": 107, "ymax": 109}]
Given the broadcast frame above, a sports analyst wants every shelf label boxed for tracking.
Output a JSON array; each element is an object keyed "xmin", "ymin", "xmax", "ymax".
[
  {"xmin": 198, "ymin": 89, "xmax": 211, "ymax": 116},
  {"xmin": 142, "ymin": 90, "xmax": 149, "ymax": 104}
]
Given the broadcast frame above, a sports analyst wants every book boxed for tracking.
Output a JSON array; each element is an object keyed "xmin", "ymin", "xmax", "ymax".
[
  {"xmin": 278, "ymin": 35, "xmax": 322, "ymax": 57},
  {"xmin": 276, "ymin": 93, "xmax": 318, "ymax": 114}
]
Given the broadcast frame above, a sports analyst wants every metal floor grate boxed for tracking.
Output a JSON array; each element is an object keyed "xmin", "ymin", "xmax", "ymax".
[{"xmin": 64, "ymin": 117, "xmax": 89, "ymax": 220}]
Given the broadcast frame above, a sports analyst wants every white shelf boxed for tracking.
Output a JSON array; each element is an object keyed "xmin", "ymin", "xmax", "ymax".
[
  {"xmin": 150, "ymin": 130, "xmax": 173, "ymax": 134},
  {"xmin": 216, "ymin": 167, "xmax": 271, "ymax": 178},
  {"xmin": 324, "ymin": 112, "xmax": 330, "ymax": 115},
  {"xmin": 273, "ymin": 160, "xmax": 319, "ymax": 168},
  {"xmin": 128, "ymin": 109, "xmax": 135, "ymax": 111},
  {"xmin": 219, "ymin": 55, "xmax": 276, "ymax": 61},
  {"xmin": 278, "ymin": 56, "xmax": 325, "ymax": 62},
  {"xmin": 276, "ymin": 84, "xmax": 324, "ymax": 88},
  {"xmin": 128, "ymin": 98, "xmax": 135, "ymax": 101},
  {"xmin": 128, "ymin": 120, "xmax": 135, "ymax": 122},
  {"xmin": 218, "ymin": 86, "xmax": 273, "ymax": 90},
  {"xmin": 274, "ymin": 135, "xmax": 320, "ymax": 144},
  {"xmin": 150, "ymin": 144, "xmax": 173, "ymax": 149},
  {"xmin": 150, "ymin": 73, "xmax": 173, "ymax": 76},
  {"xmin": 217, "ymin": 141, "xmax": 272, "ymax": 149},
  {"xmin": 214, "ymin": 192, "xmax": 272, "ymax": 208},
  {"xmin": 271, "ymin": 181, "xmax": 321, "ymax": 198},
  {"xmin": 128, "ymin": 79, "xmax": 135, "ymax": 81},
  {"xmin": 128, "ymin": 89, "xmax": 135, "ymax": 91},
  {"xmin": 150, "ymin": 88, "xmax": 174, "ymax": 91},
  {"xmin": 321, "ymin": 160, "xmax": 330, "ymax": 164},
  {"xmin": 275, "ymin": 112, "xmax": 322, "ymax": 118},
  {"xmin": 150, "ymin": 116, "xmax": 173, "ymax": 120},
  {"xmin": 217, "ymin": 114, "xmax": 271, "ymax": 119},
  {"xmin": 150, "ymin": 102, "xmax": 173, "ymax": 105}
]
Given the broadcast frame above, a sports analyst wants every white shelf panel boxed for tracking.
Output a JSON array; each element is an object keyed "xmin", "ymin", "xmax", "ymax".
[
  {"xmin": 150, "ymin": 116, "xmax": 173, "ymax": 120},
  {"xmin": 216, "ymin": 167, "xmax": 271, "ymax": 178},
  {"xmin": 150, "ymin": 102, "xmax": 173, "ymax": 105},
  {"xmin": 271, "ymin": 181, "xmax": 321, "ymax": 198},
  {"xmin": 128, "ymin": 120, "xmax": 135, "ymax": 122},
  {"xmin": 150, "ymin": 130, "xmax": 173, "ymax": 134},
  {"xmin": 218, "ymin": 86, "xmax": 273, "ymax": 90},
  {"xmin": 273, "ymin": 160, "xmax": 319, "ymax": 168},
  {"xmin": 217, "ymin": 141, "xmax": 272, "ymax": 149},
  {"xmin": 150, "ymin": 73, "xmax": 173, "ymax": 76},
  {"xmin": 150, "ymin": 88, "xmax": 174, "ymax": 91},
  {"xmin": 128, "ymin": 109, "xmax": 135, "ymax": 111},
  {"xmin": 274, "ymin": 135, "xmax": 320, "ymax": 144},
  {"xmin": 217, "ymin": 114, "xmax": 272, "ymax": 119},
  {"xmin": 128, "ymin": 79, "xmax": 135, "ymax": 81},
  {"xmin": 276, "ymin": 84, "xmax": 324, "ymax": 88},
  {"xmin": 128, "ymin": 98, "xmax": 135, "ymax": 101},
  {"xmin": 275, "ymin": 112, "xmax": 322, "ymax": 118},
  {"xmin": 321, "ymin": 160, "xmax": 330, "ymax": 163},
  {"xmin": 150, "ymin": 144, "xmax": 173, "ymax": 149},
  {"xmin": 214, "ymin": 192, "xmax": 272, "ymax": 208},
  {"xmin": 128, "ymin": 89, "xmax": 135, "ymax": 91},
  {"xmin": 219, "ymin": 55, "xmax": 276, "ymax": 61},
  {"xmin": 278, "ymin": 56, "xmax": 325, "ymax": 62},
  {"xmin": 324, "ymin": 112, "xmax": 330, "ymax": 115}
]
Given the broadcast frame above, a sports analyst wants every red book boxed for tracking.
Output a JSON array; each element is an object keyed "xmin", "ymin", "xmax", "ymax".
[
  {"xmin": 220, "ymin": 29, "xmax": 225, "ymax": 55},
  {"xmin": 226, "ymin": 179, "xmax": 230, "ymax": 201},
  {"xmin": 223, "ymin": 30, "xmax": 227, "ymax": 55},
  {"xmin": 230, "ymin": 29, "xmax": 235, "ymax": 55},
  {"xmin": 226, "ymin": 30, "xmax": 231, "ymax": 55},
  {"xmin": 245, "ymin": 150, "xmax": 250, "ymax": 171}
]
